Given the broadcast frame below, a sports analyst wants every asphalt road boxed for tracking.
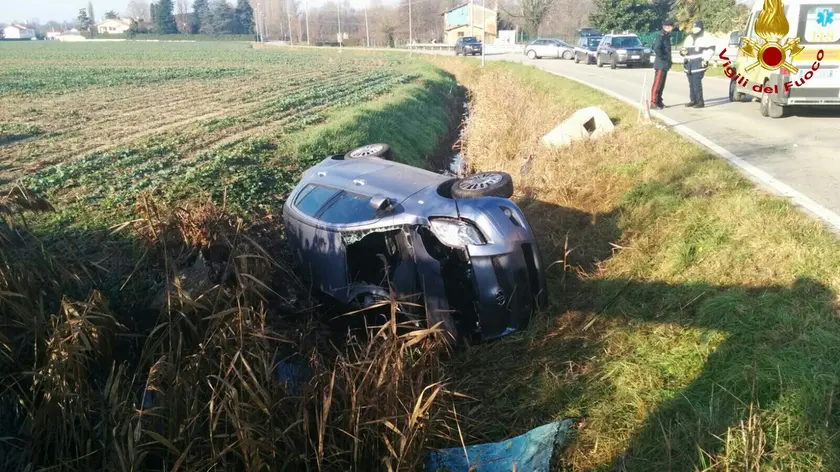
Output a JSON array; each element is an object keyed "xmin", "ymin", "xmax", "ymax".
[{"xmin": 491, "ymin": 53, "xmax": 840, "ymax": 229}]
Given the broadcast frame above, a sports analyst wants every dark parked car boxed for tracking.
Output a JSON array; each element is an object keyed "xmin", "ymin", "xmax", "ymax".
[
  {"xmin": 455, "ymin": 36, "xmax": 482, "ymax": 56},
  {"xmin": 282, "ymin": 143, "xmax": 548, "ymax": 341},
  {"xmin": 595, "ymin": 34, "xmax": 653, "ymax": 69},
  {"xmin": 574, "ymin": 35, "xmax": 602, "ymax": 64}
]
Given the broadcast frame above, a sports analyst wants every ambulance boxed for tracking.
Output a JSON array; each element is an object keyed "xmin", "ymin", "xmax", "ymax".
[{"xmin": 728, "ymin": 0, "xmax": 840, "ymax": 118}]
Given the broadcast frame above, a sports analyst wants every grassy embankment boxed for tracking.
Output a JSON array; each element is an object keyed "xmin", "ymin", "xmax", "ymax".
[
  {"xmin": 432, "ymin": 57, "xmax": 840, "ymax": 470},
  {"xmin": 0, "ymin": 43, "xmax": 461, "ymax": 471}
]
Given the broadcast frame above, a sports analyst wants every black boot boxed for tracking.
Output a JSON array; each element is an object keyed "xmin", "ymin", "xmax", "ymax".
[
  {"xmin": 693, "ymin": 101, "xmax": 705, "ymax": 108},
  {"xmin": 684, "ymin": 101, "xmax": 696, "ymax": 107}
]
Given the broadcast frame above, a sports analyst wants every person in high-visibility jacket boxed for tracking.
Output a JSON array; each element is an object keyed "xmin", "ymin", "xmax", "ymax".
[{"xmin": 680, "ymin": 20, "xmax": 716, "ymax": 108}]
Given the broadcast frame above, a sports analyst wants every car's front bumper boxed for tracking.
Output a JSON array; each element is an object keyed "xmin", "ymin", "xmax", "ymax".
[{"xmin": 615, "ymin": 54, "xmax": 651, "ymax": 64}]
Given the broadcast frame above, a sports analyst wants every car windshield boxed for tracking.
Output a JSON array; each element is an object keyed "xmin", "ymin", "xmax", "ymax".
[
  {"xmin": 612, "ymin": 36, "xmax": 642, "ymax": 48},
  {"xmin": 294, "ymin": 184, "xmax": 340, "ymax": 218},
  {"xmin": 462, "ymin": 37, "xmax": 479, "ymax": 43},
  {"xmin": 319, "ymin": 192, "xmax": 377, "ymax": 224},
  {"xmin": 586, "ymin": 37, "xmax": 602, "ymax": 47}
]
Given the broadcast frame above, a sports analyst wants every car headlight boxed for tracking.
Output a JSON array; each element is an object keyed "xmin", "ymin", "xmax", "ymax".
[
  {"xmin": 616, "ymin": 49, "xmax": 627, "ymax": 54},
  {"xmin": 430, "ymin": 218, "xmax": 486, "ymax": 247},
  {"xmin": 644, "ymin": 48, "xmax": 651, "ymax": 54}
]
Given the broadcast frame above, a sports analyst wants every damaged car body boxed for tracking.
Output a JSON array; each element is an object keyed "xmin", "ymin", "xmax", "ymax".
[{"xmin": 283, "ymin": 144, "xmax": 548, "ymax": 341}]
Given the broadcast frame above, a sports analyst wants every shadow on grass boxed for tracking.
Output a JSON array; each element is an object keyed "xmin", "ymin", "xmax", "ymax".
[{"xmin": 450, "ymin": 197, "xmax": 840, "ymax": 471}]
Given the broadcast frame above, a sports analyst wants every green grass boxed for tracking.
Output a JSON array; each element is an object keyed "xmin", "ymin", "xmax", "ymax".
[{"xmin": 435, "ymin": 56, "xmax": 840, "ymax": 470}]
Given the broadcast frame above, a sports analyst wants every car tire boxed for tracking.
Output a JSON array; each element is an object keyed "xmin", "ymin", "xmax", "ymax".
[
  {"xmin": 760, "ymin": 82, "xmax": 785, "ymax": 118},
  {"xmin": 610, "ymin": 56, "xmax": 617, "ymax": 69},
  {"xmin": 597, "ymin": 54, "xmax": 603, "ymax": 67},
  {"xmin": 527, "ymin": 49, "xmax": 537, "ymax": 60},
  {"xmin": 562, "ymin": 50, "xmax": 572, "ymax": 60},
  {"xmin": 574, "ymin": 55, "xmax": 580, "ymax": 64},
  {"xmin": 452, "ymin": 171, "xmax": 514, "ymax": 199},
  {"xmin": 345, "ymin": 143, "xmax": 393, "ymax": 160},
  {"xmin": 729, "ymin": 76, "xmax": 746, "ymax": 102}
]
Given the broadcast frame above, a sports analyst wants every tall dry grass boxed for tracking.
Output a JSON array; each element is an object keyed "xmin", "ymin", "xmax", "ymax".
[{"xmin": 0, "ymin": 195, "xmax": 457, "ymax": 471}]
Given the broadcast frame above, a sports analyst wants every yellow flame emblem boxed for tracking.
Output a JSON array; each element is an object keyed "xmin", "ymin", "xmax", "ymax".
[{"xmin": 741, "ymin": 0, "xmax": 805, "ymax": 73}]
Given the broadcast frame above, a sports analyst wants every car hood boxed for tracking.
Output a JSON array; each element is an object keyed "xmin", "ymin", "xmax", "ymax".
[{"xmin": 306, "ymin": 157, "xmax": 451, "ymax": 205}]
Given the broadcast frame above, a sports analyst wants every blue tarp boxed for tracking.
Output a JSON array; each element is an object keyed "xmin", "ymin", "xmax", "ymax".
[{"xmin": 425, "ymin": 420, "xmax": 574, "ymax": 472}]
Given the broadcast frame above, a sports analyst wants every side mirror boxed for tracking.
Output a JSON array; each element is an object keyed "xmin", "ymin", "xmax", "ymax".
[{"xmin": 370, "ymin": 195, "xmax": 394, "ymax": 212}]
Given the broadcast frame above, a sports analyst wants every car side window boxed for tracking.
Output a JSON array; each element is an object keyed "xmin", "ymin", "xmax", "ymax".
[
  {"xmin": 294, "ymin": 184, "xmax": 340, "ymax": 218},
  {"xmin": 319, "ymin": 192, "xmax": 377, "ymax": 224}
]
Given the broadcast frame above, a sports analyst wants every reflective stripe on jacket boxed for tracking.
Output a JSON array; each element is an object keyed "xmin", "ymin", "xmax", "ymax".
[{"xmin": 682, "ymin": 33, "xmax": 716, "ymax": 74}]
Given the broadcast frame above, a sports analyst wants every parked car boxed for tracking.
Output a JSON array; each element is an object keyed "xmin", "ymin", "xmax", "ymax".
[
  {"xmin": 455, "ymin": 36, "xmax": 483, "ymax": 56},
  {"xmin": 595, "ymin": 34, "xmax": 653, "ymax": 69},
  {"xmin": 524, "ymin": 38, "xmax": 575, "ymax": 60},
  {"xmin": 576, "ymin": 27, "xmax": 602, "ymax": 38},
  {"xmin": 574, "ymin": 35, "xmax": 603, "ymax": 64},
  {"xmin": 282, "ymin": 143, "xmax": 549, "ymax": 341}
]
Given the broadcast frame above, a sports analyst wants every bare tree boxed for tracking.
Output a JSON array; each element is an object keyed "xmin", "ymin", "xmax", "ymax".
[
  {"xmin": 505, "ymin": 0, "xmax": 555, "ymax": 36},
  {"xmin": 127, "ymin": 0, "xmax": 151, "ymax": 20},
  {"xmin": 175, "ymin": 0, "xmax": 189, "ymax": 32}
]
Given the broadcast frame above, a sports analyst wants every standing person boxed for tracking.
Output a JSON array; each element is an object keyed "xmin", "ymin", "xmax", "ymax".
[
  {"xmin": 651, "ymin": 19, "xmax": 675, "ymax": 110},
  {"xmin": 680, "ymin": 20, "xmax": 716, "ymax": 108}
]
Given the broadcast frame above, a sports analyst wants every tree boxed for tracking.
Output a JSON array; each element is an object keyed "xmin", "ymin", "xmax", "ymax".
[
  {"xmin": 234, "ymin": 0, "xmax": 254, "ymax": 34},
  {"xmin": 77, "ymin": 8, "xmax": 93, "ymax": 31},
  {"xmin": 175, "ymin": 0, "xmax": 190, "ymax": 32},
  {"xmin": 155, "ymin": 0, "xmax": 179, "ymax": 33},
  {"xmin": 590, "ymin": 0, "xmax": 658, "ymax": 32},
  {"xmin": 127, "ymin": 0, "xmax": 151, "ymax": 20},
  {"xmin": 503, "ymin": 0, "xmax": 555, "ymax": 36},
  {"xmin": 191, "ymin": 0, "xmax": 211, "ymax": 33},
  {"xmin": 671, "ymin": 0, "xmax": 748, "ymax": 33},
  {"xmin": 104, "ymin": 10, "xmax": 120, "ymax": 19},
  {"xmin": 209, "ymin": 0, "xmax": 234, "ymax": 34},
  {"xmin": 88, "ymin": 1, "xmax": 96, "ymax": 24}
]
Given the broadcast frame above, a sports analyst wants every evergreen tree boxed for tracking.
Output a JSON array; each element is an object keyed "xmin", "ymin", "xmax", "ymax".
[
  {"xmin": 234, "ymin": 0, "xmax": 254, "ymax": 34},
  {"xmin": 590, "ymin": 0, "xmax": 659, "ymax": 33},
  {"xmin": 209, "ymin": 0, "xmax": 234, "ymax": 34},
  {"xmin": 77, "ymin": 8, "xmax": 93, "ymax": 31},
  {"xmin": 88, "ymin": 1, "xmax": 96, "ymax": 24},
  {"xmin": 191, "ymin": 0, "xmax": 211, "ymax": 33},
  {"xmin": 155, "ymin": 0, "xmax": 179, "ymax": 33},
  {"xmin": 104, "ymin": 10, "xmax": 119, "ymax": 19},
  {"xmin": 670, "ymin": 0, "xmax": 748, "ymax": 32}
]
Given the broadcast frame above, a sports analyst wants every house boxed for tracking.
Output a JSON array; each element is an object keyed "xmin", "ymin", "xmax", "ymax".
[
  {"xmin": 441, "ymin": 2, "xmax": 498, "ymax": 45},
  {"xmin": 3, "ymin": 24, "xmax": 36, "ymax": 40},
  {"xmin": 97, "ymin": 18, "xmax": 133, "ymax": 34},
  {"xmin": 46, "ymin": 29, "xmax": 64, "ymax": 40},
  {"xmin": 56, "ymin": 29, "xmax": 86, "ymax": 42}
]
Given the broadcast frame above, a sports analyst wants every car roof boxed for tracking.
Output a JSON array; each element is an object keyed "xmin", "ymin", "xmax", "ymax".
[{"xmin": 305, "ymin": 156, "xmax": 451, "ymax": 204}]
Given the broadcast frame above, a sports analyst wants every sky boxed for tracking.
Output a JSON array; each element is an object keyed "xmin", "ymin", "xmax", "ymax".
[{"xmin": 2, "ymin": 0, "xmax": 131, "ymax": 23}]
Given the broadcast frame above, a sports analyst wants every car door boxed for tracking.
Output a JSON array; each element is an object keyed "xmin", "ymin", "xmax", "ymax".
[
  {"xmin": 546, "ymin": 40, "xmax": 560, "ymax": 58},
  {"xmin": 598, "ymin": 37, "xmax": 611, "ymax": 62}
]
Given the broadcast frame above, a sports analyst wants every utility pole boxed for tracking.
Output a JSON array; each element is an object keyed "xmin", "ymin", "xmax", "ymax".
[
  {"xmin": 287, "ymin": 0, "xmax": 293, "ymax": 44},
  {"xmin": 481, "ymin": 0, "xmax": 486, "ymax": 66},
  {"xmin": 408, "ymin": 0, "xmax": 412, "ymax": 55},
  {"xmin": 364, "ymin": 0, "xmax": 370, "ymax": 47},
  {"xmin": 305, "ymin": 0, "xmax": 311, "ymax": 44},
  {"xmin": 337, "ymin": 0, "xmax": 342, "ymax": 48}
]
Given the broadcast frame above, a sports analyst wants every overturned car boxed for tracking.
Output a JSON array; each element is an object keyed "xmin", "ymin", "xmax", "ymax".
[{"xmin": 282, "ymin": 144, "xmax": 548, "ymax": 340}]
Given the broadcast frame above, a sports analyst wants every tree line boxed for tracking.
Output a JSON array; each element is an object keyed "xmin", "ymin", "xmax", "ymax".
[
  {"xmin": 77, "ymin": 0, "xmax": 254, "ymax": 35},
  {"xmin": 589, "ymin": 0, "xmax": 749, "ymax": 35}
]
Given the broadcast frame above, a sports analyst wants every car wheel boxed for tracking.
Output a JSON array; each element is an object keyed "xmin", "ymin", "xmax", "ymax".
[
  {"xmin": 596, "ymin": 54, "xmax": 603, "ymax": 67},
  {"xmin": 562, "ymin": 50, "xmax": 572, "ymax": 60},
  {"xmin": 452, "ymin": 171, "xmax": 514, "ymax": 199},
  {"xmin": 610, "ymin": 56, "xmax": 617, "ymax": 69},
  {"xmin": 574, "ymin": 54, "xmax": 580, "ymax": 64},
  {"xmin": 729, "ymin": 76, "xmax": 746, "ymax": 102},
  {"xmin": 345, "ymin": 143, "xmax": 393, "ymax": 160},
  {"xmin": 527, "ymin": 49, "xmax": 536, "ymax": 60}
]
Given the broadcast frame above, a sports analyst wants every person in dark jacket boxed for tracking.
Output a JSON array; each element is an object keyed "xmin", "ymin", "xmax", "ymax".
[
  {"xmin": 680, "ymin": 20, "xmax": 716, "ymax": 108},
  {"xmin": 651, "ymin": 19, "xmax": 675, "ymax": 110}
]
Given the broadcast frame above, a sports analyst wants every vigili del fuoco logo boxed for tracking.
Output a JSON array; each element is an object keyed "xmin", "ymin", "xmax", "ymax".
[{"xmin": 719, "ymin": 0, "xmax": 826, "ymax": 94}]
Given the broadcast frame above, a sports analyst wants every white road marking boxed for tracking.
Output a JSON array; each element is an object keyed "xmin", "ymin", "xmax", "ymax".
[{"xmin": 542, "ymin": 68, "xmax": 840, "ymax": 232}]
